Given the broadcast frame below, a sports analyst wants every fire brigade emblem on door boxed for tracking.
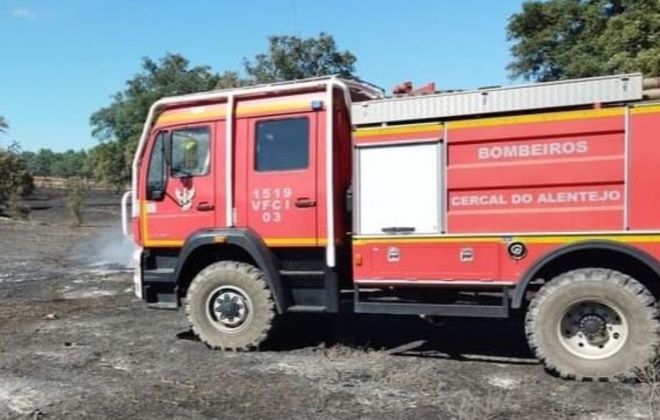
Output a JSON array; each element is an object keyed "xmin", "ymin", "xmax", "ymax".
[{"xmin": 175, "ymin": 186, "xmax": 195, "ymax": 211}]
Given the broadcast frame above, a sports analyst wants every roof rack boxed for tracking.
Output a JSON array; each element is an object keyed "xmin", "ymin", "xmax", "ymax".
[
  {"xmin": 155, "ymin": 75, "xmax": 385, "ymax": 108},
  {"xmin": 352, "ymin": 73, "xmax": 645, "ymax": 126}
]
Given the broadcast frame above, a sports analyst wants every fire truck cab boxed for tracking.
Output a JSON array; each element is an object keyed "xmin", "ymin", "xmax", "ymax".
[{"xmin": 123, "ymin": 73, "xmax": 660, "ymax": 380}]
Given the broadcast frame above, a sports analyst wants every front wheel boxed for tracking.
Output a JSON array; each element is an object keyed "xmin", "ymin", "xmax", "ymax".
[
  {"xmin": 525, "ymin": 268, "xmax": 660, "ymax": 380},
  {"xmin": 185, "ymin": 261, "xmax": 276, "ymax": 350}
]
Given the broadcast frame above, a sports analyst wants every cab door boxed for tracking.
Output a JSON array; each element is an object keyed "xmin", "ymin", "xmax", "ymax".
[
  {"xmin": 243, "ymin": 114, "xmax": 319, "ymax": 246},
  {"xmin": 140, "ymin": 123, "xmax": 217, "ymax": 247}
]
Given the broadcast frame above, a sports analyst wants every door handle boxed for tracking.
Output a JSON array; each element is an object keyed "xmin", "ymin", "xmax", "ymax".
[
  {"xmin": 295, "ymin": 198, "xmax": 316, "ymax": 208},
  {"xmin": 382, "ymin": 227, "xmax": 416, "ymax": 234},
  {"xmin": 196, "ymin": 202, "xmax": 215, "ymax": 211}
]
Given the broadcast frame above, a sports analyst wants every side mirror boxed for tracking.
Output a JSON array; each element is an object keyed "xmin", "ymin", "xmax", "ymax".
[
  {"xmin": 147, "ymin": 188, "xmax": 165, "ymax": 201},
  {"xmin": 145, "ymin": 131, "xmax": 169, "ymax": 201}
]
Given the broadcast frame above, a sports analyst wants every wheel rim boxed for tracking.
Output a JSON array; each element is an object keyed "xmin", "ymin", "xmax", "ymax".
[
  {"xmin": 557, "ymin": 300, "xmax": 628, "ymax": 360},
  {"xmin": 205, "ymin": 285, "xmax": 253, "ymax": 334}
]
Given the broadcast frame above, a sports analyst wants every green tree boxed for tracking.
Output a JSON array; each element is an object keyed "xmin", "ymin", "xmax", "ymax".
[
  {"xmin": 87, "ymin": 142, "xmax": 129, "ymax": 193},
  {"xmin": 90, "ymin": 33, "xmax": 358, "ymax": 191},
  {"xmin": 215, "ymin": 70, "xmax": 252, "ymax": 89},
  {"xmin": 49, "ymin": 149, "xmax": 88, "ymax": 178},
  {"xmin": 22, "ymin": 148, "xmax": 91, "ymax": 179},
  {"xmin": 0, "ymin": 139, "xmax": 34, "ymax": 218},
  {"xmin": 507, "ymin": 0, "xmax": 660, "ymax": 81},
  {"xmin": 21, "ymin": 151, "xmax": 36, "ymax": 172},
  {"xmin": 31, "ymin": 148, "xmax": 57, "ymax": 176},
  {"xmin": 243, "ymin": 32, "xmax": 357, "ymax": 83},
  {"xmin": 90, "ymin": 53, "xmax": 222, "ymax": 190},
  {"xmin": 0, "ymin": 116, "xmax": 7, "ymax": 135}
]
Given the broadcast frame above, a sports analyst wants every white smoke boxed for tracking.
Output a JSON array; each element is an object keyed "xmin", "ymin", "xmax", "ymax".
[{"xmin": 69, "ymin": 222, "xmax": 136, "ymax": 270}]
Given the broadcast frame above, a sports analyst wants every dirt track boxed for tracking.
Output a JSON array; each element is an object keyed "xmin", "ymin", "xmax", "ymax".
[{"xmin": 0, "ymin": 188, "xmax": 656, "ymax": 419}]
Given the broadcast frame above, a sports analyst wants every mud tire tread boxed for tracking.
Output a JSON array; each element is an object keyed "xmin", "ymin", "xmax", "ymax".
[
  {"xmin": 525, "ymin": 268, "xmax": 660, "ymax": 381},
  {"xmin": 185, "ymin": 261, "xmax": 275, "ymax": 351}
]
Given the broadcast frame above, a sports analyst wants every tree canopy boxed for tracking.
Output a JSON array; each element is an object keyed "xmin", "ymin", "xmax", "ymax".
[
  {"xmin": 21, "ymin": 148, "xmax": 91, "ymax": 179},
  {"xmin": 90, "ymin": 53, "xmax": 221, "ymax": 145},
  {"xmin": 88, "ymin": 53, "xmax": 222, "ymax": 189},
  {"xmin": 88, "ymin": 33, "xmax": 358, "ymax": 190},
  {"xmin": 0, "ymin": 116, "xmax": 8, "ymax": 135},
  {"xmin": 0, "ymin": 117, "xmax": 33, "ymax": 217},
  {"xmin": 243, "ymin": 32, "xmax": 357, "ymax": 83},
  {"xmin": 507, "ymin": 0, "xmax": 660, "ymax": 81}
]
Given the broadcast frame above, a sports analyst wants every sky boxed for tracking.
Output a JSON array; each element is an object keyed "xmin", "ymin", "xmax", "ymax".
[{"xmin": 0, "ymin": 0, "xmax": 527, "ymax": 153}]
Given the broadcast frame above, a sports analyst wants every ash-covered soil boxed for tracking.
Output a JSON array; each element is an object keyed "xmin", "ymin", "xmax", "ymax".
[{"xmin": 0, "ymin": 188, "xmax": 655, "ymax": 419}]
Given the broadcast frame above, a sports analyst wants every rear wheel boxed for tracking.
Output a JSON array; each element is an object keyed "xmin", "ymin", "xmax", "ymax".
[
  {"xmin": 185, "ymin": 261, "xmax": 276, "ymax": 350},
  {"xmin": 525, "ymin": 268, "xmax": 660, "ymax": 380}
]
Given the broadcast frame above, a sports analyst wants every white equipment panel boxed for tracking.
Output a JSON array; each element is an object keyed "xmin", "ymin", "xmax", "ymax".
[{"xmin": 357, "ymin": 142, "xmax": 442, "ymax": 235}]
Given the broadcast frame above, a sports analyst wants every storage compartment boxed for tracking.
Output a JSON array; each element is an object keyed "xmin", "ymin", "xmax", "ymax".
[{"xmin": 356, "ymin": 142, "xmax": 442, "ymax": 235}]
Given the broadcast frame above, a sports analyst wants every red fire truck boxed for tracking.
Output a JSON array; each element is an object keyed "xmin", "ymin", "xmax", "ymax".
[{"xmin": 122, "ymin": 72, "xmax": 660, "ymax": 380}]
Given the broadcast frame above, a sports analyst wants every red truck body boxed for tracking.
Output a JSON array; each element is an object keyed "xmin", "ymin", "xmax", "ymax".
[
  {"xmin": 123, "ymin": 73, "xmax": 660, "ymax": 380},
  {"xmin": 135, "ymin": 90, "xmax": 349, "ymax": 249},
  {"xmin": 352, "ymin": 106, "xmax": 660, "ymax": 285}
]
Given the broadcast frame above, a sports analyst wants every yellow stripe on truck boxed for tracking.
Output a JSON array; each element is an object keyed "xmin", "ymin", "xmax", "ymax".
[
  {"xmin": 353, "ymin": 233, "xmax": 660, "ymax": 246},
  {"xmin": 156, "ymin": 101, "xmax": 315, "ymax": 124},
  {"xmin": 354, "ymin": 123, "xmax": 442, "ymax": 138},
  {"xmin": 447, "ymin": 107, "xmax": 625, "ymax": 130},
  {"xmin": 142, "ymin": 236, "xmax": 324, "ymax": 248}
]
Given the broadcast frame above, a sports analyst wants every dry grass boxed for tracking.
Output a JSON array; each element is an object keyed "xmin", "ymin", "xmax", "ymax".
[
  {"xmin": 32, "ymin": 176, "xmax": 112, "ymax": 191},
  {"xmin": 443, "ymin": 388, "xmax": 513, "ymax": 420},
  {"xmin": 315, "ymin": 343, "xmax": 517, "ymax": 417},
  {"xmin": 631, "ymin": 360, "xmax": 660, "ymax": 419},
  {"xmin": 7, "ymin": 190, "xmax": 29, "ymax": 219},
  {"xmin": 320, "ymin": 342, "xmax": 387, "ymax": 361}
]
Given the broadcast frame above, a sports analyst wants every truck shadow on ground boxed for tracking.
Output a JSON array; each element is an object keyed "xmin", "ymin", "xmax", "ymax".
[{"xmin": 177, "ymin": 312, "xmax": 538, "ymax": 366}]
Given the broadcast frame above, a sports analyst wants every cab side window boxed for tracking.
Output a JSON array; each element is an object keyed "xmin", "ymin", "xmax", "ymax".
[
  {"xmin": 146, "ymin": 132, "xmax": 166, "ymax": 198},
  {"xmin": 171, "ymin": 126, "xmax": 211, "ymax": 177},
  {"xmin": 255, "ymin": 117, "xmax": 309, "ymax": 172}
]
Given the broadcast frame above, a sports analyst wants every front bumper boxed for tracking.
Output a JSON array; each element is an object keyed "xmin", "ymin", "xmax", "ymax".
[{"xmin": 132, "ymin": 247, "xmax": 143, "ymax": 300}]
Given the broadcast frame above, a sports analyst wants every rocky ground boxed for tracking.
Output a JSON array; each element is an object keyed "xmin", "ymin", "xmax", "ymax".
[{"xmin": 0, "ymin": 188, "xmax": 657, "ymax": 419}]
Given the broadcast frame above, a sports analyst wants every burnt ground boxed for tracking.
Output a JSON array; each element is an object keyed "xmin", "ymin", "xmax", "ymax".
[{"xmin": 0, "ymin": 188, "xmax": 657, "ymax": 419}]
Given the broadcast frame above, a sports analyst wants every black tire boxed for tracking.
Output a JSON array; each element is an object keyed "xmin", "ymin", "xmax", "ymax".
[
  {"xmin": 525, "ymin": 268, "xmax": 660, "ymax": 380},
  {"xmin": 185, "ymin": 261, "xmax": 276, "ymax": 350}
]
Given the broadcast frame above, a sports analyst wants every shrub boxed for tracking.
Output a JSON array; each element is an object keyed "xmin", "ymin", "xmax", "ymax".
[
  {"xmin": 66, "ymin": 176, "xmax": 85, "ymax": 227},
  {"xmin": 0, "ymin": 143, "xmax": 34, "ymax": 218}
]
